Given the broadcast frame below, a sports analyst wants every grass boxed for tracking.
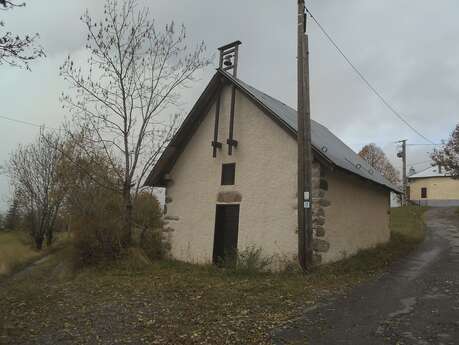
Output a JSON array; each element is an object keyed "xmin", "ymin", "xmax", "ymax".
[
  {"xmin": 0, "ymin": 231, "xmax": 41, "ymax": 276},
  {"xmin": 0, "ymin": 231, "xmax": 71, "ymax": 278},
  {"xmin": 0, "ymin": 207, "xmax": 428, "ymax": 345},
  {"xmin": 390, "ymin": 205, "xmax": 428, "ymax": 242}
]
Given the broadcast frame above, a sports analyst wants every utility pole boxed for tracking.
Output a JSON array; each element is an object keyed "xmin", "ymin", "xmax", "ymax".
[
  {"xmin": 397, "ymin": 140, "xmax": 407, "ymax": 206},
  {"xmin": 297, "ymin": 0, "xmax": 313, "ymax": 271}
]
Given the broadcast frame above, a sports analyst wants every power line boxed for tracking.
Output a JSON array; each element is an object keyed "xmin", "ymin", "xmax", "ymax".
[
  {"xmin": 305, "ymin": 7, "xmax": 436, "ymax": 145},
  {"xmin": 0, "ymin": 114, "xmax": 44, "ymax": 128},
  {"xmin": 0, "ymin": 114, "xmax": 60, "ymax": 131},
  {"xmin": 406, "ymin": 143, "xmax": 442, "ymax": 146}
]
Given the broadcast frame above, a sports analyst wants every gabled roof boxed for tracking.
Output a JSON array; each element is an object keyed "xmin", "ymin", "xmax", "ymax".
[
  {"xmin": 146, "ymin": 70, "xmax": 401, "ymax": 193},
  {"xmin": 409, "ymin": 166, "xmax": 450, "ymax": 179}
]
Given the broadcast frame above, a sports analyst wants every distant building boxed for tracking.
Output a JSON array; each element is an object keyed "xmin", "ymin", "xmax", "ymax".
[
  {"xmin": 408, "ymin": 166, "xmax": 459, "ymax": 207},
  {"xmin": 145, "ymin": 43, "xmax": 401, "ymax": 268}
]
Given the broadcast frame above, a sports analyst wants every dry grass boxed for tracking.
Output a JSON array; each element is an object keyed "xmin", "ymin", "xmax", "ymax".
[
  {"xmin": 0, "ymin": 231, "xmax": 41, "ymax": 276},
  {"xmin": 0, "ymin": 231, "xmax": 71, "ymax": 278},
  {"xmin": 0, "ymin": 207, "xmax": 428, "ymax": 345}
]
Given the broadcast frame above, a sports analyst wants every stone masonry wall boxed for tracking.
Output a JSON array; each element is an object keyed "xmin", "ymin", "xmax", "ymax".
[{"xmin": 311, "ymin": 162, "xmax": 330, "ymax": 265}]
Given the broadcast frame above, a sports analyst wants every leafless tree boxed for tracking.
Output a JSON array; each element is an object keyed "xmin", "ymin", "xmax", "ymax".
[
  {"xmin": 8, "ymin": 130, "xmax": 64, "ymax": 249},
  {"xmin": 431, "ymin": 124, "xmax": 459, "ymax": 178},
  {"xmin": 60, "ymin": 0, "xmax": 210, "ymax": 244},
  {"xmin": 359, "ymin": 143, "xmax": 401, "ymax": 185},
  {"xmin": 0, "ymin": 0, "xmax": 45, "ymax": 69}
]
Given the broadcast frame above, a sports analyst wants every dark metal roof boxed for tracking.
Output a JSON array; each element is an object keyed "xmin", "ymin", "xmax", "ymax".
[
  {"xmin": 146, "ymin": 70, "xmax": 401, "ymax": 193},
  {"xmin": 229, "ymin": 73, "xmax": 401, "ymax": 193}
]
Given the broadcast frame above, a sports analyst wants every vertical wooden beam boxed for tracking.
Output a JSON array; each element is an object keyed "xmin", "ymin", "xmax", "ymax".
[
  {"xmin": 212, "ymin": 90, "xmax": 222, "ymax": 157},
  {"xmin": 227, "ymin": 86, "xmax": 238, "ymax": 155},
  {"xmin": 233, "ymin": 44, "xmax": 239, "ymax": 77}
]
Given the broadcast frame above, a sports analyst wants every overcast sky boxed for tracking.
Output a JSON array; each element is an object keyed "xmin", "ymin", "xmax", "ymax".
[{"xmin": 1, "ymin": 0, "xmax": 457, "ymax": 211}]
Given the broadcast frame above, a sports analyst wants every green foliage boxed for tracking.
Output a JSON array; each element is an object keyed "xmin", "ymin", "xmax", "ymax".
[{"xmin": 390, "ymin": 205, "xmax": 428, "ymax": 242}]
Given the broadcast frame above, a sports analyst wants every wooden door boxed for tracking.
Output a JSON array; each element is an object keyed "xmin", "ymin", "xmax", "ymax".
[{"xmin": 213, "ymin": 205, "xmax": 240, "ymax": 265}]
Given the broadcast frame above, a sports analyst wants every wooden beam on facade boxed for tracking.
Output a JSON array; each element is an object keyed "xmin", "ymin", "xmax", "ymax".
[
  {"xmin": 228, "ymin": 86, "xmax": 237, "ymax": 155},
  {"xmin": 212, "ymin": 91, "xmax": 223, "ymax": 157}
]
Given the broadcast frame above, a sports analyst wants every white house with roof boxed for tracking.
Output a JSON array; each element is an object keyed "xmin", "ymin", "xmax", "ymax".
[
  {"xmin": 145, "ymin": 42, "xmax": 401, "ymax": 268},
  {"xmin": 408, "ymin": 166, "xmax": 459, "ymax": 207}
]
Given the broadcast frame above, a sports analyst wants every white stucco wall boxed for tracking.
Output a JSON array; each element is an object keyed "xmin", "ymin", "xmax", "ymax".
[
  {"xmin": 321, "ymin": 169, "xmax": 391, "ymax": 263},
  {"xmin": 163, "ymin": 84, "xmax": 393, "ymax": 266},
  {"xmin": 165, "ymin": 85, "xmax": 298, "ymax": 265}
]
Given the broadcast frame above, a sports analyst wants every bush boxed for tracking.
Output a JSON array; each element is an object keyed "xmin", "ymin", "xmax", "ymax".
[
  {"xmin": 235, "ymin": 246, "xmax": 273, "ymax": 273},
  {"xmin": 59, "ymin": 143, "xmax": 167, "ymax": 266},
  {"xmin": 71, "ymin": 192, "xmax": 125, "ymax": 266},
  {"xmin": 58, "ymin": 147, "xmax": 132, "ymax": 267},
  {"xmin": 133, "ymin": 191, "xmax": 168, "ymax": 261},
  {"xmin": 139, "ymin": 229, "xmax": 169, "ymax": 261}
]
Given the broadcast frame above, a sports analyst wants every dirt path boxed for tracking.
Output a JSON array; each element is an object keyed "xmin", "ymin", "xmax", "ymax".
[
  {"xmin": 274, "ymin": 207, "xmax": 459, "ymax": 345},
  {"xmin": 0, "ymin": 254, "xmax": 52, "ymax": 288}
]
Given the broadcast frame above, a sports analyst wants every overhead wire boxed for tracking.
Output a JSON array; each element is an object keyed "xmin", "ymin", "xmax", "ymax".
[
  {"xmin": 0, "ymin": 114, "xmax": 44, "ymax": 129},
  {"xmin": 305, "ymin": 6, "xmax": 437, "ymax": 145}
]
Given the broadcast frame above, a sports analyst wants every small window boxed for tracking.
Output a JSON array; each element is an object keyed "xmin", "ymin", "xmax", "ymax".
[
  {"xmin": 421, "ymin": 187, "xmax": 427, "ymax": 199},
  {"xmin": 221, "ymin": 163, "xmax": 236, "ymax": 185}
]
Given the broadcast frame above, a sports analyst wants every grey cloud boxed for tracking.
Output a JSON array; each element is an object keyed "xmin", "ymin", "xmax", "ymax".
[{"xmin": 1, "ymin": 0, "xmax": 458, "ymax": 210}]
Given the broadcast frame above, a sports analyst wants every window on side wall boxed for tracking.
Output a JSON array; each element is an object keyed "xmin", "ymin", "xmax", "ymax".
[
  {"xmin": 221, "ymin": 163, "xmax": 236, "ymax": 185},
  {"xmin": 421, "ymin": 187, "xmax": 427, "ymax": 199}
]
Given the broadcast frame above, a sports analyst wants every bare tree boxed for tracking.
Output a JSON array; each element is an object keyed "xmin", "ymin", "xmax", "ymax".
[
  {"xmin": 359, "ymin": 143, "xmax": 401, "ymax": 185},
  {"xmin": 431, "ymin": 124, "xmax": 459, "ymax": 178},
  {"xmin": 60, "ymin": 0, "xmax": 210, "ymax": 244},
  {"xmin": 8, "ymin": 130, "xmax": 64, "ymax": 249},
  {"xmin": 0, "ymin": 0, "xmax": 45, "ymax": 69}
]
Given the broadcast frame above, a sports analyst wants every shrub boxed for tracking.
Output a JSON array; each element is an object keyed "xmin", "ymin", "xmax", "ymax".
[
  {"xmin": 139, "ymin": 229, "xmax": 169, "ymax": 261},
  {"xmin": 58, "ymin": 148, "xmax": 127, "ymax": 266},
  {"xmin": 71, "ymin": 191, "xmax": 125, "ymax": 266},
  {"xmin": 235, "ymin": 246, "xmax": 273, "ymax": 273},
  {"xmin": 59, "ymin": 141, "xmax": 167, "ymax": 266},
  {"xmin": 133, "ymin": 191, "xmax": 168, "ymax": 261}
]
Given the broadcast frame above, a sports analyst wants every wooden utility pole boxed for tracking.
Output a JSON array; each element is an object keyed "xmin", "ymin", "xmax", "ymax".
[
  {"xmin": 398, "ymin": 140, "xmax": 407, "ymax": 206},
  {"xmin": 297, "ymin": 0, "xmax": 313, "ymax": 271}
]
